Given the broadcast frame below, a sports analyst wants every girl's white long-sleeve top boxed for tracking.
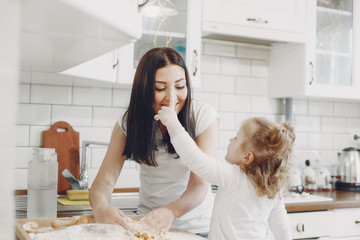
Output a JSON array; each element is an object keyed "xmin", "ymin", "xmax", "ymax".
[{"xmin": 171, "ymin": 128, "xmax": 292, "ymax": 240}]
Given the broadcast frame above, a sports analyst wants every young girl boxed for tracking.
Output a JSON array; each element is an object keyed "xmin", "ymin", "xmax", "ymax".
[{"xmin": 153, "ymin": 93, "xmax": 295, "ymax": 239}]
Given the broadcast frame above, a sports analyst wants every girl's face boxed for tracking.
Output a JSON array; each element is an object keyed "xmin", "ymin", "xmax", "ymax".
[
  {"xmin": 154, "ymin": 64, "xmax": 188, "ymax": 115},
  {"xmin": 225, "ymin": 128, "xmax": 246, "ymax": 165}
]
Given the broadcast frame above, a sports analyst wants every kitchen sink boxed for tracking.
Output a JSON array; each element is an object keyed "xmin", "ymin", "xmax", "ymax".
[{"xmin": 15, "ymin": 192, "xmax": 139, "ymax": 219}]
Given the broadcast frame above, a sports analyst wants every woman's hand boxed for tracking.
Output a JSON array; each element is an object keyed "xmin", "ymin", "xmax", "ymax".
[
  {"xmin": 138, "ymin": 207, "xmax": 175, "ymax": 233},
  {"xmin": 92, "ymin": 204, "xmax": 132, "ymax": 230},
  {"xmin": 154, "ymin": 90, "xmax": 182, "ymax": 135}
]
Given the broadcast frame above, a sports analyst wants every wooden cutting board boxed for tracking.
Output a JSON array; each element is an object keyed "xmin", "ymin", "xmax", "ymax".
[{"xmin": 43, "ymin": 121, "xmax": 80, "ymax": 194}]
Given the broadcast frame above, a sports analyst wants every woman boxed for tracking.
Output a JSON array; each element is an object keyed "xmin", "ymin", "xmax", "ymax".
[{"xmin": 89, "ymin": 47, "xmax": 218, "ymax": 236}]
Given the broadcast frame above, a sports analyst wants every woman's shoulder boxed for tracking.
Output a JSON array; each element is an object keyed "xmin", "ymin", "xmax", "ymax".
[
  {"xmin": 191, "ymin": 99, "xmax": 217, "ymax": 116},
  {"xmin": 191, "ymin": 99, "xmax": 219, "ymax": 137}
]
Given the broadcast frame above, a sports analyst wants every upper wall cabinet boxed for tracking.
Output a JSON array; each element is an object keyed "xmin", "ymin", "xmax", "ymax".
[
  {"xmin": 63, "ymin": 0, "xmax": 202, "ymax": 87},
  {"xmin": 202, "ymin": 0, "xmax": 307, "ymax": 45},
  {"xmin": 21, "ymin": 0, "xmax": 141, "ymax": 72},
  {"xmin": 269, "ymin": 0, "xmax": 360, "ymax": 100}
]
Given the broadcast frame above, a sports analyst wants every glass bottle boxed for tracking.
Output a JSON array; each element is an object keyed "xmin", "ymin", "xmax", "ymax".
[{"xmin": 27, "ymin": 148, "xmax": 58, "ymax": 218}]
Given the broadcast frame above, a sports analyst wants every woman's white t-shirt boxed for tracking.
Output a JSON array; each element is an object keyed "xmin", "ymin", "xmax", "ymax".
[{"xmin": 118, "ymin": 100, "xmax": 218, "ymax": 233}]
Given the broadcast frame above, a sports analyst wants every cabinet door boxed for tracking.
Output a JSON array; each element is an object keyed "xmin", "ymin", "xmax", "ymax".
[
  {"xmin": 288, "ymin": 211, "xmax": 333, "ymax": 239},
  {"xmin": 333, "ymin": 208, "xmax": 360, "ymax": 238},
  {"xmin": 125, "ymin": 0, "xmax": 201, "ymax": 87},
  {"xmin": 202, "ymin": 0, "xmax": 306, "ymax": 43},
  {"xmin": 306, "ymin": 0, "xmax": 360, "ymax": 99},
  {"xmin": 269, "ymin": 0, "xmax": 360, "ymax": 100}
]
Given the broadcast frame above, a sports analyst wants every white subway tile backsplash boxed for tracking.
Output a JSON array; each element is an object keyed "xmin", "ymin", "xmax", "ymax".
[
  {"xmin": 334, "ymin": 134, "xmax": 351, "ymax": 150},
  {"xmin": 29, "ymin": 125, "xmax": 50, "ymax": 147},
  {"xmin": 52, "ymin": 105, "xmax": 92, "ymax": 126},
  {"xmin": 73, "ymin": 76, "xmax": 114, "ymax": 88},
  {"xmin": 235, "ymin": 113, "xmax": 266, "ymax": 129},
  {"xmin": 19, "ymin": 84, "xmax": 30, "ymax": 103},
  {"xmin": 251, "ymin": 96, "xmax": 279, "ymax": 114},
  {"xmin": 294, "ymin": 116, "xmax": 321, "ymax": 132},
  {"xmin": 20, "ymin": 71, "xmax": 31, "ymax": 83},
  {"xmin": 204, "ymin": 42, "xmax": 236, "ymax": 57},
  {"xmin": 308, "ymin": 100, "xmax": 334, "ymax": 116},
  {"xmin": 236, "ymin": 77, "xmax": 267, "ymax": 95},
  {"xmin": 90, "ymin": 147, "xmax": 107, "ymax": 168},
  {"xmin": 192, "ymin": 92, "xmax": 219, "ymax": 111},
  {"xmin": 334, "ymin": 102, "xmax": 358, "ymax": 117},
  {"xmin": 220, "ymin": 94, "xmax": 250, "ymax": 112},
  {"xmin": 17, "ymin": 104, "xmax": 51, "ymax": 125},
  {"xmin": 320, "ymin": 150, "xmax": 339, "ymax": 166},
  {"xmin": 293, "ymin": 133, "xmax": 308, "ymax": 149},
  {"xmin": 220, "ymin": 57, "xmax": 251, "ymax": 76},
  {"xmin": 218, "ymin": 112, "xmax": 235, "ymax": 131},
  {"xmin": 93, "ymin": 107, "xmax": 125, "ymax": 127},
  {"xmin": 346, "ymin": 118, "xmax": 360, "ymax": 133},
  {"xmin": 321, "ymin": 117, "xmax": 346, "ymax": 133},
  {"xmin": 218, "ymin": 131, "xmax": 237, "ymax": 149},
  {"xmin": 31, "ymin": 72, "xmax": 73, "ymax": 86},
  {"xmin": 73, "ymin": 87, "xmax": 112, "ymax": 106},
  {"xmin": 308, "ymin": 133, "xmax": 334, "ymax": 149},
  {"xmin": 293, "ymin": 99, "xmax": 308, "ymax": 115},
  {"xmin": 251, "ymin": 60, "xmax": 268, "ymax": 78},
  {"xmin": 201, "ymin": 55, "xmax": 220, "ymax": 74},
  {"xmin": 113, "ymin": 89, "xmax": 131, "ymax": 108},
  {"xmin": 15, "ymin": 147, "xmax": 33, "ymax": 168},
  {"xmin": 236, "ymin": 46, "xmax": 269, "ymax": 60},
  {"xmin": 16, "ymin": 125, "xmax": 29, "ymax": 146},
  {"xmin": 31, "ymin": 85, "xmax": 72, "ymax": 105},
  {"xmin": 75, "ymin": 126, "xmax": 112, "ymax": 145},
  {"xmin": 202, "ymin": 74, "xmax": 235, "ymax": 93}
]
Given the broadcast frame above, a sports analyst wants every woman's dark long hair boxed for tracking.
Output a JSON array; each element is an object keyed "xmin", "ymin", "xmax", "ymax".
[{"xmin": 122, "ymin": 47, "xmax": 195, "ymax": 166}]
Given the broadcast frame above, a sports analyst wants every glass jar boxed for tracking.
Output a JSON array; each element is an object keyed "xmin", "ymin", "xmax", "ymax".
[{"xmin": 27, "ymin": 148, "xmax": 58, "ymax": 218}]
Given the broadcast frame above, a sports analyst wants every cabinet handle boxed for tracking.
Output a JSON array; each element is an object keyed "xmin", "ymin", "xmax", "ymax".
[
  {"xmin": 309, "ymin": 61, "xmax": 314, "ymax": 85},
  {"xmin": 355, "ymin": 220, "xmax": 360, "ymax": 224},
  {"xmin": 246, "ymin": 18, "xmax": 268, "ymax": 24},
  {"xmin": 296, "ymin": 223, "xmax": 305, "ymax": 232},
  {"xmin": 192, "ymin": 49, "xmax": 198, "ymax": 77}
]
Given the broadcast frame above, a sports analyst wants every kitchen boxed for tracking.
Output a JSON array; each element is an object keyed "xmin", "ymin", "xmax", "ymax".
[{"xmin": 1, "ymin": 0, "xmax": 360, "ymax": 239}]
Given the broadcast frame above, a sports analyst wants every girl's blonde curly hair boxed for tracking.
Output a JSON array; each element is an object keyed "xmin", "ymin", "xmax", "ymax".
[{"xmin": 239, "ymin": 117, "xmax": 296, "ymax": 199}]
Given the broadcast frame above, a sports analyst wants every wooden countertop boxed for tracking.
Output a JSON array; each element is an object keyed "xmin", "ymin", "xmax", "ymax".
[{"xmin": 286, "ymin": 190, "xmax": 360, "ymax": 213}]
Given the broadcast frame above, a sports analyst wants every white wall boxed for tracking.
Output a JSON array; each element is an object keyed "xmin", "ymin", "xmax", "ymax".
[
  {"xmin": 1, "ymin": 0, "xmax": 20, "ymax": 238},
  {"xmin": 14, "ymin": 40, "xmax": 360, "ymax": 190}
]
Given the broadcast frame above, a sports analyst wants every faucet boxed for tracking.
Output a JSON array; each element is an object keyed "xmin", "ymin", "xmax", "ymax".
[{"xmin": 62, "ymin": 140, "xmax": 109, "ymax": 190}]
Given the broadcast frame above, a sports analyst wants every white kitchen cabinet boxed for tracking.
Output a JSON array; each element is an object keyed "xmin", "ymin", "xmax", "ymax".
[
  {"xmin": 287, "ymin": 211, "xmax": 333, "ymax": 239},
  {"xmin": 269, "ymin": 0, "xmax": 360, "ymax": 100},
  {"xmin": 21, "ymin": 0, "xmax": 141, "ymax": 73},
  {"xmin": 202, "ymin": 0, "xmax": 307, "ymax": 44},
  {"xmin": 64, "ymin": 0, "xmax": 202, "ymax": 87},
  {"xmin": 333, "ymin": 208, "xmax": 360, "ymax": 239}
]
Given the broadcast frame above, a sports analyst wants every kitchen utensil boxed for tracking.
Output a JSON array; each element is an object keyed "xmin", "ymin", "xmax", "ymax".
[
  {"xmin": 336, "ymin": 147, "xmax": 360, "ymax": 191},
  {"xmin": 302, "ymin": 160, "xmax": 317, "ymax": 191},
  {"xmin": 43, "ymin": 121, "xmax": 80, "ymax": 194},
  {"xmin": 315, "ymin": 166, "xmax": 331, "ymax": 190}
]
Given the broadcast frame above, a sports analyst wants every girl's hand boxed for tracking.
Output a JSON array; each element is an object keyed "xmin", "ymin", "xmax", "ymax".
[
  {"xmin": 92, "ymin": 204, "xmax": 132, "ymax": 230},
  {"xmin": 154, "ymin": 90, "xmax": 182, "ymax": 135},
  {"xmin": 137, "ymin": 207, "xmax": 175, "ymax": 233}
]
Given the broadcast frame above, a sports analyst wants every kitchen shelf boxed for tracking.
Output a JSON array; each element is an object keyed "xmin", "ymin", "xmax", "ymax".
[
  {"xmin": 316, "ymin": 49, "xmax": 351, "ymax": 58},
  {"xmin": 317, "ymin": 6, "xmax": 353, "ymax": 16}
]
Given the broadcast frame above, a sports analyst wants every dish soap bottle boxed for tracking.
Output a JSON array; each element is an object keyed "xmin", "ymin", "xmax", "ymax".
[
  {"xmin": 302, "ymin": 159, "xmax": 317, "ymax": 191},
  {"xmin": 27, "ymin": 148, "xmax": 58, "ymax": 218}
]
